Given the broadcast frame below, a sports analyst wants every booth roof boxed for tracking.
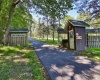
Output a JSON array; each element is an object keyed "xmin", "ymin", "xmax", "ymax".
[
  {"xmin": 10, "ymin": 28, "xmax": 28, "ymax": 32},
  {"xmin": 57, "ymin": 28, "xmax": 67, "ymax": 34},
  {"xmin": 68, "ymin": 20, "xmax": 90, "ymax": 27}
]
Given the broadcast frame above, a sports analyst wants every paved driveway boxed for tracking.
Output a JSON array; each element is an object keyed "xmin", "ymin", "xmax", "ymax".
[{"xmin": 29, "ymin": 38, "xmax": 100, "ymax": 80}]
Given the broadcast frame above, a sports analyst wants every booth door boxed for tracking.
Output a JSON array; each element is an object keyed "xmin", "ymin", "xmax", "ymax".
[{"xmin": 69, "ymin": 29, "xmax": 74, "ymax": 49}]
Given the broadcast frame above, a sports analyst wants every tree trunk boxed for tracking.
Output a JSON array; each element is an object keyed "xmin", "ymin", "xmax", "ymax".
[
  {"xmin": 53, "ymin": 30, "xmax": 55, "ymax": 42},
  {"xmin": 47, "ymin": 16, "xmax": 49, "ymax": 41},
  {"xmin": 58, "ymin": 33, "xmax": 60, "ymax": 42},
  {"xmin": 30, "ymin": 26, "xmax": 32, "ymax": 37},
  {"xmin": 47, "ymin": 27, "xmax": 49, "ymax": 40},
  {"xmin": 42, "ymin": 29, "xmax": 44, "ymax": 39},
  {"xmin": 4, "ymin": 0, "xmax": 20, "ymax": 45},
  {"xmin": 52, "ymin": 19, "xmax": 55, "ymax": 42}
]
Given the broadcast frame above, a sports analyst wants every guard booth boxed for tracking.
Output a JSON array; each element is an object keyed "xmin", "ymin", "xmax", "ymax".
[{"xmin": 65, "ymin": 20, "xmax": 89, "ymax": 50}]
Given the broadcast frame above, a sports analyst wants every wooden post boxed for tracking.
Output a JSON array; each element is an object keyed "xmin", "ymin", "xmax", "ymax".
[
  {"xmin": 86, "ymin": 33, "xmax": 88, "ymax": 48},
  {"xmin": 58, "ymin": 33, "xmax": 60, "ymax": 42}
]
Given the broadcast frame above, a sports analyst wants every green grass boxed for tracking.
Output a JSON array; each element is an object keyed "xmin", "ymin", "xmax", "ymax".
[
  {"xmin": 0, "ymin": 45, "xmax": 49, "ymax": 80},
  {"xmin": 34, "ymin": 37, "xmax": 59, "ymax": 46},
  {"xmin": 74, "ymin": 48, "xmax": 100, "ymax": 62}
]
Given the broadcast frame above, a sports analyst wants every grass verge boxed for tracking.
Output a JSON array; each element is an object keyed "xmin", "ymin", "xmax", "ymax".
[
  {"xmin": 74, "ymin": 48, "xmax": 100, "ymax": 62},
  {"xmin": 0, "ymin": 45, "xmax": 49, "ymax": 80}
]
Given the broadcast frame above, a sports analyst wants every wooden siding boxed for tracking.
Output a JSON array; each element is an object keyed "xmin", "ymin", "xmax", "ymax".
[
  {"xmin": 9, "ymin": 32, "xmax": 28, "ymax": 46},
  {"xmin": 75, "ymin": 27, "xmax": 86, "ymax": 50}
]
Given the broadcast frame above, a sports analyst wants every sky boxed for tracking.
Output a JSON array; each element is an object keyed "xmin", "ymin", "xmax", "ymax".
[
  {"xmin": 67, "ymin": 9, "xmax": 78, "ymax": 19},
  {"xmin": 32, "ymin": 9, "xmax": 78, "ymax": 21}
]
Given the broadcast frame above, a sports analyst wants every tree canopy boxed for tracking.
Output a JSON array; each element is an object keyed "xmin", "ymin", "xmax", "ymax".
[
  {"xmin": 75, "ymin": 0, "xmax": 100, "ymax": 19},
  {"xmin": 0, "ymin": 0, "xmax": 77, "ymax": 44}
]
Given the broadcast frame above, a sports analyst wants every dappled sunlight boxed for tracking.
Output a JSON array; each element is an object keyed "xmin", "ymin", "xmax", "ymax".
[
  {"xmin": 8, "ymin": 72, "xmax": 32, "ymax": 80},
  {"xmin": 29, "ymin": 38, "xmax": 100, "ymax": 80},
  {"xmin": 51, "ymin": 64, "xmax": 74, "ymax": 76},
  {"xmin": 56, "ymin": 76, "xmax": 71, "ymax": 80},
  {"xmin": 5, "ymin": 56, "xmax": 11, "ymax": 60},
  {"xmin": 59, "ymin": 49, "xmax": 66, "ymax": 52},
  {"xmin": 94, "ymin": 64, "xmax": 100, "ymax": 70},
  {"xmin": 92, "ymin": 74, "xmax": 100, "ymax": 80},
  {"xmin": 56, "ymin": 76, "xmax": 63, "ymax": 80},
  {"xmin": 18, "ymin": 48, "xmax": 33, "ymax": 53},
  {"xmin": 0, "ymin": 45, "xmax": 34, "ymax": 80},
  {"xmin": 49, "ymin": 57, "xmax": 100, "ymax": 80},
  {"xmin": 0, "ymin": 54, "xmax": 4, "ymax": 56},
  {"xmin": 74, "ymin": 74, "xmax": 86, "ymax": 80},
  {"xmin": 42, "ymin": 44, "xmax": 50, "ymax": 47},
  {"xmin": 50, "ymin": 63, "xmax": 100, "ymax": 80},
  {"xmin": 75, "ymin": 56, "xmax": 91, "ymax": 64},
  {"xmin": 13, "ymin": 58, "xmax": 29, "ymax": 63},
  {"xmin": 1, "ymin": 46, "xmax": 20, "ymax": 51},
  {"xmin": 35, "ymin": 48, "xmax": 42, "ymax": 51},
  {"xmin": 13, "ymin": 55, "xmax": 21, "ymax": 58}
]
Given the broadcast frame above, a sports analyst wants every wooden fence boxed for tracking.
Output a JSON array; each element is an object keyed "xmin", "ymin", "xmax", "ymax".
[
  {"xmin": 10, "ymin": 34, "xmax": 27, "ymax": 46},
  {"xmin": 87, "ymin": 33, "xmax": 100, "ymax": 48}
]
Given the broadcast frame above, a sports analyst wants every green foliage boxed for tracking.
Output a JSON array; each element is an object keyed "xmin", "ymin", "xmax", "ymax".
[
  {"xmin": 0, "ymin": 0, "xmax": 11, "ymax": 41},
  {"xmin": 0, "ymin": 0, "xmax": 11, "ymax": 28},
  {"xmin": 11, "ymin": 6, "xmax": 33, "ymax": 28},
  {"xmin": 61, "ymin": 15, "xmax": 74, "ymax": 28},
  {"xmin": 76, "ymin": 13, "xmax": 100, "ymax": 28},
  {"xmin": 75, "ymin": 0, "xmax": 100, "ymax": 19},
  {"xmin": 32, "ymin": 0, "xmax": 75, "ymax": 19}
]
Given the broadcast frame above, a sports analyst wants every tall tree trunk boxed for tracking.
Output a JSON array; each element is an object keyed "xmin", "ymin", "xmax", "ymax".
[
  {"xmin": 4, "ymin": 0, "xmax": 20, "ymax": 45},
  {"xmin": 52, "ymin": 30, "xmax": 55, "ymax": 42},
  {"xmin": 30, "ymin": 26, "xmax": 32, "ymax": 37},
  {"xmin": 42, "ymin": 29, "xmax": 44, "ymax": 39},
  {"xmin": 58, "ymin": 11, "xmax": 60, "ymax": 42},
  {"xmin": 38, "ymin": 18, "xmax": 41, "ymax": 39},
  {"xmin": 52, "ymin": 20, "xmax": 55, "ymax": 42},
  {"xmin": 47, "ymin": 16, "xmax": 49, "ymax": 41}
]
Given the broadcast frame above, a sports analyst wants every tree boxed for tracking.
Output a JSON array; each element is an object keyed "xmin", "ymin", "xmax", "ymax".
[
  {"xmin": 76, "ymin": 13, "xmax": 100, "ymax": 28},
  {"xmin": 75, "ymin": 0, "xmax": 100, "ymax": 19},
  {"xmin": 32, "ymin": 0, "xmax": 76, "ymax": 24},
  {"xmin": 1, "ymin": 0, "xmax": 76, "ymax": 44},
  {"xmin": 11, "ymin": 6, "xmax": 33, "ymax": 28},
  {"xmin": 4, "ymin": 0, "xmax": 20, "ymax": 44},
  {"xmin": 61, "ymin": 15, "xmax": 74, "ymax": 28}
]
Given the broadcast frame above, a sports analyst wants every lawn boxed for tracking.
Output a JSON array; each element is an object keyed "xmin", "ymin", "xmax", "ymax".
[
  {"xmin": 0, "ymin": 45, "xmax": 49, "ymax": 80},
  {"xmin": 34, "ymin": 37, "xmax": 59, "ymax": 46}
]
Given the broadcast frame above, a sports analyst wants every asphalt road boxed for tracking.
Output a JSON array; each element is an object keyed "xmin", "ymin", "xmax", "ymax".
[{"xmin": 29, "ymin": 38, "xmax": 100, "ymax": 80}]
